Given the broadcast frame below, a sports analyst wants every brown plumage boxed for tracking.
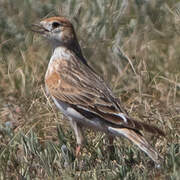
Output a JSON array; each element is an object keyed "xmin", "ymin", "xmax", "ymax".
[{"xmin": 32, "ymin": 16, "xmax": 165, "ymax": 164}]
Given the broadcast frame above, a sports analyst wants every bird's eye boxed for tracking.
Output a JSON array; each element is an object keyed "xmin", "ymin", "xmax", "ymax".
[{"xmin": 52, "ymin": 22, "xmax": 61, "ymax": 29}]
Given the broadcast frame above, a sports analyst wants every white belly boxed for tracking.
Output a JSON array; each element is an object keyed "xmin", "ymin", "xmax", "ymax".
[{"xmin": 52, "ymin": 96, "xmax": 108, "ymax": 133}]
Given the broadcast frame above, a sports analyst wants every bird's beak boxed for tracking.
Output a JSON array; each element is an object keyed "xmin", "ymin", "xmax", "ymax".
[{"xmin": 31, "ymin": 24, "xmax": 49, "ymax": 34}]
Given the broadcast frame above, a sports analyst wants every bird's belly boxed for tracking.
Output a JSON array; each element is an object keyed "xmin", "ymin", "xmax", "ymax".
[{"xmin": 52, "ymin": 97, "xmax": 108, "ymax": 133}]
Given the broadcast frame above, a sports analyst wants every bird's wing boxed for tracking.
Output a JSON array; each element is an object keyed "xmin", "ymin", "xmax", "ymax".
[{"xmin": 45, "ymin": 55, "xmax": 164, "ymax": 136}]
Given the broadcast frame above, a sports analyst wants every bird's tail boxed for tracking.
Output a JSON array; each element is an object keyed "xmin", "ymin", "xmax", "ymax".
[
  {"xmin": 108, "ymin": 127, "xmax": 163, "ymax": 164},
  {"xmin": 131, "ymin": 119, "xmax": 165, "ymax": 137}
]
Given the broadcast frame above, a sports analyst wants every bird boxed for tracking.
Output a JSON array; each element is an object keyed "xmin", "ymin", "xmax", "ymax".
[{"xmin": 31, "ymin": 16, "xmax": 165, "ymax": 165}]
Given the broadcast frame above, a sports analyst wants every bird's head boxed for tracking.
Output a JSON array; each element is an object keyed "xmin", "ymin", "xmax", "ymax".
[
  {"xmin": 31, "ymin": 16, "xmax": 88, "ymax": 65},
  {"xmin": 31, "ymin": 16, "xmax": 76, "ymax": 47}
]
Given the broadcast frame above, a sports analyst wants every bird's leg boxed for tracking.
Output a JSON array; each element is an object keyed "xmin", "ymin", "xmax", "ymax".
[
  {"xmin": 70, "ymin": 120, "xmax": 84, "ymax": 157},
  {"xmin": 108, "ymin": 135, "xmax": 114, "ymax": 145},
  {"xmin": 107, "ymin": 135, "xmax": 115, "ymax": 160},
  {"xmin": 108, "ymin": 135, "xmax": 115, "ymax": 153},
  {"xmin": 76, "ymin": 144, "xmax": 81, "ymax": 157}
]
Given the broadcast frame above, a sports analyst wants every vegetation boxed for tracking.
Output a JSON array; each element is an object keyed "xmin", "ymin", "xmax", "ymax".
[{"xmin": 0, "ymin": 0, "xmax": 179, "ymax": 179}]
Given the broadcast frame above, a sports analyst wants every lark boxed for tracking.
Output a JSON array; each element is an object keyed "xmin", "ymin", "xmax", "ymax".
[{"xmin": 32, "ymin": 16, "xmax": 165, "ymax": 164}]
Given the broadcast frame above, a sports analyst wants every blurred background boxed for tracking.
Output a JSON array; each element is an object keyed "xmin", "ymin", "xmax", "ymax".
[{"xmin": 0, "ymin": 0, "xmax": 179, "ymax": 179}]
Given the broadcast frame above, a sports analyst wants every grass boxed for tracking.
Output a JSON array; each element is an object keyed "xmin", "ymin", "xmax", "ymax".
[{"xmin": 0, "ymin": 0, "xmax": 180, "ymax": 179}]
